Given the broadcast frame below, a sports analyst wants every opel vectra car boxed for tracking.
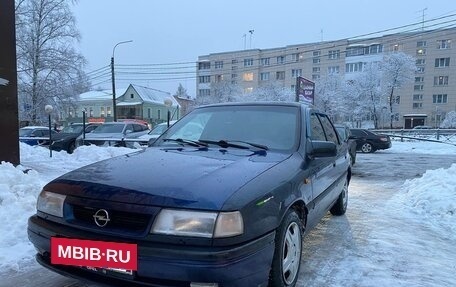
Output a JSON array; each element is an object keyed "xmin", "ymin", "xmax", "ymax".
[{"xmin": 28, "ymin": 102, "xmax": 351, "ymax": 287}]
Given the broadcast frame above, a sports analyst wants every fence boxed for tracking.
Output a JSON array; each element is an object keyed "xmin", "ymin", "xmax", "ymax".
[{"xmin": 373, "ymin": 129, "xmax": 456, "ymax": 145}]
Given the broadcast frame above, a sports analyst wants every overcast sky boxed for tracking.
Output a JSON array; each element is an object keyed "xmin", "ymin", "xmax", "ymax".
[{"xmin": 72, "ymin": 0, "xmax": 455, "ymax": 96}]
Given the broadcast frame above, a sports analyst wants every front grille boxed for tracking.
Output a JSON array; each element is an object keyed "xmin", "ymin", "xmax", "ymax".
[{"xmin": 71, "ymin": 205, "xmax": 151, "ymax": 233}]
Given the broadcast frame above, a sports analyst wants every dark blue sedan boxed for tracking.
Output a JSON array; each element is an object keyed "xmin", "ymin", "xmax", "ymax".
[
  {"xmin": 28, "ymin": 102, "xmax": 351, "ymax": 287},
  {"xmin": 19, "ymin": 126, "xmax": 57, "ymax": 146}
]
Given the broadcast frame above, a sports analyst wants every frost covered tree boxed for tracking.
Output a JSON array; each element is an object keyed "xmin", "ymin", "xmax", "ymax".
[
  {"xmin": 242, "ymin": 82, "xmax": 294, "ymax": 102},
  {"xmin": 381, "ymin": 52, "xmax": 416, "ymax": 128},
  {"xmin": 15, "ymin": 0, "xmax": 88, "ymax": 124},
  {"xmin": 194, "ymin": 80, "xmax": 242, "ymax": 106},
  {"xmin": 314, "ymin": 73, "xmax": 344, "ymax": 116},
  {"xmin": 440, "ymin": 111, "xmax": 456, "ymax": 128},
  {"xmin": 174, "ymin": 83, "xmax": 190, "ymax": 99}
]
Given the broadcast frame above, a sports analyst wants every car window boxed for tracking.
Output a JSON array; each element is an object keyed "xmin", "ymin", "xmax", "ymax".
[
  {"xmin": 310, "ymin": 113, "xmax": 326, "ymax": 141},
  {"xmin": 19, "ymin": 129, "xmax": 33, "ymax": 137},
  {"xmin": 125, "ymin": 124, "xmax": 134, "ymax": 133},
  {"xmin": 319, "ymin": 115, "xmax": 340, "ymax": 145},
  {"xmin": 133, "ymin": 124, "xmax": 142, "ymax": 132},
  {"xmin": 85, "ymin": 125, "xmax": 99, "ymax": 133},
  {"xmin": 33, "ymin": 130, "xmax": 44, "ymax": 136},
  {"xmin": 335, "ymin": 127, "xmax": 347, "ymax": 141}
]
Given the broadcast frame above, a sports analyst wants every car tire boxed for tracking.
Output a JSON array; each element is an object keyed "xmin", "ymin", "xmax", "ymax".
[
  {"xmin": 361, "ymin": 142, "xmax": 374, "ymax": 153},
  {"xmin": 269, "ymin": 209, "xmax": 303, "ymax": 287},
  {"xmin": 330, "ymin": 178, "xmax": 348, "ymax": 216},
  {"xmin": 67, "ymin": 141, "xmax": 76, "ymax": 154}
]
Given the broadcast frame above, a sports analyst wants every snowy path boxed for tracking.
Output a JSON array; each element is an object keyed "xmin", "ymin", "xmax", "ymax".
[{"xmin": 2, "ymin": 151, "xmax": 456, "ymax": 287}]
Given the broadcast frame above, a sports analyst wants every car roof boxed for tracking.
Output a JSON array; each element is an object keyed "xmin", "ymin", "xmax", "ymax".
[
  {"xmin": 20, "ymin": 126, "xmax": 48, "ymax": 129},
  {"xmin": 198, "ymin": 101, "xmax": 312, "ymax": 109}
]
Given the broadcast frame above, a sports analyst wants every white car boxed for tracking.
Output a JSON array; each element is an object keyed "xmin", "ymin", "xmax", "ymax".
[{"xmin": 137, "ymin": 121, "xmax": 177, "ymax": 146}]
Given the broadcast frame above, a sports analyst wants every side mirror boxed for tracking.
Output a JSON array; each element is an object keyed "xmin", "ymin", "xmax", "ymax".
[
  {"xmin": 307, "ymin": 140, "xmax": 337, "ymax": 158},
  {"xmin": 125, "ymin": 129, "xmax": 133, "ymax": 134}
]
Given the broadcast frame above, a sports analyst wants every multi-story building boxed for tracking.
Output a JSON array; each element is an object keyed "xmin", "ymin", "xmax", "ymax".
[{"xmin": 197, "ymin": 28, "xmax": 455, "ymax": 128}]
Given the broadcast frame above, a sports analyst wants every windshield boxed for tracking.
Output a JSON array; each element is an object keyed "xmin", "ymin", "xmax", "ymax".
[
  {"xmin": 156, "ymin": 105, "xmax": 299, "ymax": 151},
  {"xmin": 92, "ymin": 124, "xmax": 124, "ymax": 133},
  {"xmin": 148, "ymin": 124, "xmax": 168, "ymax": 136},
  {"xmin": 19, "ymin": 129, "xmax": 33, "ymax": 137},
  {"xmin": 61, "ymin": 125, "xmax": 83, "ymax": 134}
]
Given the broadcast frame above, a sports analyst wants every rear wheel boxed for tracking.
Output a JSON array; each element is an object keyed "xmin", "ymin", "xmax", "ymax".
[
  {"xmin": 330, "ymin": 179, "xmax": 348, "ymax": 216},
  {"xmin": 67, "ymin": 141, "xmax": 76, "ymax": 154},
  {"xmin": 269, "ymin": 209, "xmax": 303, "ymax": 287},
  {"xmin": 361, "ymin": 142, "xmax": 374, "ymax": 153}
]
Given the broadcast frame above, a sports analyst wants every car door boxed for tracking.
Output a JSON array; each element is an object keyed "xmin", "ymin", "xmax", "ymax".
[{"xmin": 307, "ymin": 112, "xmax": 337, "ymax": 218}]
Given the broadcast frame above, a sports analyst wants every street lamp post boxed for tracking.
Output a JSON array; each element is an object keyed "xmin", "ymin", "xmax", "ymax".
[
  {"xmin": 164, "ymin": 98, "xmax": 173, "ymax": 128},
  {"xmin": 45, "ymin": 105, "xmax": 53, "ymax": 158},
  {"xmin": 111, "ymin": 40, "xmax": 133, "ymax": 122}
]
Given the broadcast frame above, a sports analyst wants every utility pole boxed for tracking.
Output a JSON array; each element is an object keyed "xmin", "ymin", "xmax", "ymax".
[
  {"xmin": 242, "ymin": 34, "xmax": 246, "ymax": 50},
  {"xmin": 111, "ymin": 40, "xmax": 132, "ymax": 122},
  {"xmin": 0, "ymin": 0, "xmax": 20, "ymax": 165},
  {"xmin": 248, "ymin": 30, "xmax": 254, "ymax": 49}
]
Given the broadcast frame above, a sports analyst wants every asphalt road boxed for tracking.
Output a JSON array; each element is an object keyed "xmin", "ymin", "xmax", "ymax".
[{"xmin": 2, "ymin": 151, "xmax": 456, "ymax": 287}]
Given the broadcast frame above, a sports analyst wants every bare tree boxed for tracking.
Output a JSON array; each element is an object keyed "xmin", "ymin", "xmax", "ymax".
[
  {"xmin": 174, "ymin": 83, "xmax": 189, "ymax": 99},
  {"xmin": 381, "ymin": 52, "xmax": 416, "ymax": 128},
  {"xmin": 16, "ymin": 0, "xmax": 88, "ymax": 125}
]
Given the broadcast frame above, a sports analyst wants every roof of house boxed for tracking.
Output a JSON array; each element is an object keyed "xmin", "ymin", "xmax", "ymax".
[
  {"xmin": 78, "ymin": 88, "xmax": 127, "ymax": 101},
  {"xmin": 130, "ymin": 84, "xmax": 179, "ymax": 107}
]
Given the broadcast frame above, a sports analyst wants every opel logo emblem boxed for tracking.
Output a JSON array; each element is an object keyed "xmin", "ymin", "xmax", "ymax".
[{"xmin": 93, "ymin": 209, "xmax": 110, "ymax": 227}]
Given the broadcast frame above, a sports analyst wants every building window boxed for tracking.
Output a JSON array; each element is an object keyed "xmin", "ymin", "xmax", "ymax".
[
  {"xmin": 415, "ymin": 77, "xmax": 424, "ymax": 83},
  {"xmin": 328, "ymin": 66, "xmax": 340, "ymax": 74},
  {"xmin": 346, "ymin": 46, "xmax": 365, "ymax": 57},
  {"xmin": 291, "ymin": 53, "xmax": 301, "ymax": 62},
  {"xmin": 260, "ymin": 58, "xmax": 270, "ymax": 66},
  {"xmin": 130, "ymin": 93, "xmax": 134, "ymax": 99},
  {"xmin": 413, "ymin": 103, "xmax": 423, "ymax": 109},
  {"xmin": 414, "ymin": 84, "xmax": 424, "ymax": 91},
  {"xmin": 393, "ymin": 96, "xmax": 400, "ymax": 104},
  {"xmin": 437, "ymin": 39, "xmax": 451, "ymax": 49},
  {"xmin": 277, "ymin": 56, "xmax": 285, "ymax": 64},
  {"xmin": 413, "ymin": 94, "xmax": 423, "ymax": 101},
  {"xmin": 291, "ymin": 69, "xmax": 302, "ymax": 78},
  {"xmin": 231, "ymin": 73, "xmax": 237, "ymax": 79},
  {"xmin": 244, "ymin": 87, "xmax": 253, "ymax": 93},
  {"xmin": 435, "ymin": 57, "xmax": 450, "ymax": 67},
  {"xmin": 416, "ymin": 66, "xmax": 425, "ymax": 73},
  {"xmin": 148, "ymin": 108, "xmax": 151, "ymax": 118},
  {"xmin": 313, "ymin": 50, "xmax": 321, "ymax": 56},
  {"xmin": 198, "ymin": 75, "xmax": 211, "ymax": 83},
  {"xmin": 328, "ymin": 50, "xmax": 340, "ymax": 59},
  {"xmin": 89, "ymin": 108, "xmax": 93, "ymax": 117},
  {"xmin": 232, "ymin": 59, "xmax": 238, "ymax": 64},
  {"xmin": 158, "ymin": 110, "xmax": 161, "ymax": 120},
  {"xmin": 417, "ymin": 41, "xmax": 427, "ymax": 47},
  {"xmin": 312, "ymin": 67, "xmax": 320, "ymax": 73},
  {"xmin": 100, "ymin": 107, "xmax": 105, "ymax": 117},
  {"xmin": 231, "ymin": 80, "xmax": 237, "ymax": 84},
  {"xmin": 243, "ymin": 72, "xmax": 254, "ymax": 81},
  {"xmin": 391, "ymin": 44, "xmax": 402, "ymax": 51},
  {"xmin": 198, "ymin": 62, "xmax": 210, "ymax": 70},
  {"xmin": 276, "ymin": 71, "xmax": 285, "ymax": 80},
  {"xmin": 214, "ymin": 61, "xmax": 223, "ymax": 69},
  {"xmin": 433, "ymin": 94, "xmax": 448, "ymax": 103},
  {"xmin": 416, "ymin": 59, "xmax": 426, "ymax": 65},
  {"xmin": 199, "ymin": 89, "xmax": 210, "ymax": 97},
  {"xmin": 313, "ymin": 58, "xmax": 321, "ymax": 64},
  {"xmin": 260, "ymin": 72, "xmax": 270, "ymax": 81},
  {"xmin": 345, "ymin": 62, "xmax": 363, "ymax": 73},
  {"xmin": 312, "ymin": 74, "xmax": 320, "ymax": 80},
  {"xmin": 244, "ymin": 58, "xmax": 254, "ymax": 66},
  {"xmin": 215, "ymin": 74, "xmax": 223, "ymax": 82},
  {"xmin": 369, "ymin": 44, "xmax": 382, "ymax": 54},
  {"xmin": 416, "ymin": 48, "xmax": 426, "ymax": 55},
  {"xmin": 434, "ymin": 76, "xmax": 449, "ymax": 86},
  {"xmin": 107, "ymin": 107, "xmax": 111, "ymax": 116}
]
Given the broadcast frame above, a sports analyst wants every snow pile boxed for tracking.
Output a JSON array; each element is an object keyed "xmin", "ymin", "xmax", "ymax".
[
  {"xmin": 0, "ymin": 143, "xmax": 138, "ymax": 271},
  {"xmin": 401, "ymin": 163, "xmax": 456, "ymax": 236},
  {"xmin": 0, "ymin": 162, "xmax": 44, "ymax": 271},
  {"xmin": 389, "ymin": 141, "xmax": 456, "ymax": 155}
]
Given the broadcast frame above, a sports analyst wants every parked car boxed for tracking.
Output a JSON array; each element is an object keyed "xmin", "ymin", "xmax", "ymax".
[
  {"xmin": 75, "ymin": 121, "xmax": 149, "ymax": 147},
  {"xmin": 50, "ymin": 123, "xmax": 100, "ymax": 154},
  {"xmin": 335, "ymin": 124, "xmax": 357, "ymax": 165},
  {"xmin": 28, "ymin": 102, "xmax": 351, "ymax": 287},
  {"xmin": 19, "ymin": 126, "xmax": 57, "ymax": 146},
  {"xmin": 136, "ymin": 120, "xmax": 177, "ymax": 146},
  {"xmin": 350, "ymin": 128, "xmax": 392, "ymax": 153}
]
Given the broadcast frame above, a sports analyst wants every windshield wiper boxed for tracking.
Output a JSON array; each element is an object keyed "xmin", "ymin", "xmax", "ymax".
[
  {"xmin": 163, "ymin": 138, "xmax": 208, "ymax": 147},
  {"xmin": 200, "ymin": 139, "xmax": 268, "ymax": 150}
]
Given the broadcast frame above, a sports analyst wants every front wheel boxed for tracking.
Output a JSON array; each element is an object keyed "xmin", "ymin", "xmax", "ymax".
[{"xmin": 269, "ymin": 209, "xmax": 303, "ymax": 287}]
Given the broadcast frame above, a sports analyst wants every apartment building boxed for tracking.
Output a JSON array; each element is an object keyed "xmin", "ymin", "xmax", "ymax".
[{"xmin": 196, "ymin": 28, "xmax": 455, "ymax": 128}]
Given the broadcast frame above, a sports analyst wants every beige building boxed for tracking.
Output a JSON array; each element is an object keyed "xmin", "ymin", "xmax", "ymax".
[{"xmin": 197, "ymin": 28, "xmax": 455, "ymax": 128}]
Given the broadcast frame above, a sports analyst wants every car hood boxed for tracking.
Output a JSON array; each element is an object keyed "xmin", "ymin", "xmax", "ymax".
[
  {"xmin": 52, "ymin": 133, "xmax": 78, "ymax": 141},
  {"xmin": 46, "ymin": 148, "xmax": 290, "ymax": 210}
]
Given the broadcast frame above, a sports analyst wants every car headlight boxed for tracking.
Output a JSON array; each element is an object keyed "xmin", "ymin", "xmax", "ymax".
[
  {"xmin": 37, "ymin": 191, "xmax": 66, "ymax": 217},
  {"xmin": 151, "ymin": 209, "xmax": 243, "ymax": 238}
]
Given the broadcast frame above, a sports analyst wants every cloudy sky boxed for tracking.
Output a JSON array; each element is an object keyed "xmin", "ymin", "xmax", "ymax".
[{"xmin": 72, "ymin": 0, "xmax": 455, "ymax": 96}]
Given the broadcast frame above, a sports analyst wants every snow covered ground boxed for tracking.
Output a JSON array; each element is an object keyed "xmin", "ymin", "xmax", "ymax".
[{"xmin": 0, "ymin": 140, "xmax": 455, "ymax": 286}]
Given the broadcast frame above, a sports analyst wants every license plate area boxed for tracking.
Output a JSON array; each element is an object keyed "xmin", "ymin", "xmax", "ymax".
[
  {"xmin": 84, "ymin": 266, "xmax": 134, "ymax": 279},
  {"xmin": 51, "ymin": 237, "xmax": 137, "ymax": 271}
]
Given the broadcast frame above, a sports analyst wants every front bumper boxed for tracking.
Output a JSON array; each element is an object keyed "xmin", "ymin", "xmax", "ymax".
[{"xmin": 28, "ymin": 215, "xmax": 275, "ymax": 287}]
